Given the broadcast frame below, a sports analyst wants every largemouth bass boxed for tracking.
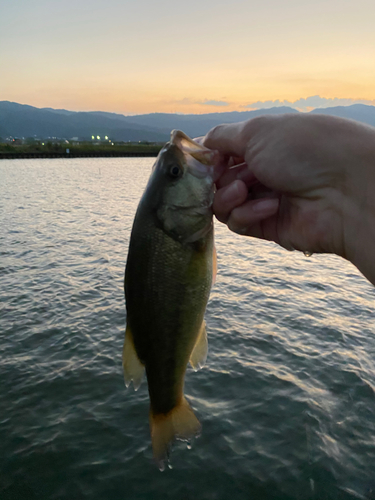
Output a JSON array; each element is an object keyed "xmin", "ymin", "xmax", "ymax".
[{"xmin": 123, "ymin": 130, "xmax": 217, "ymax": 469}]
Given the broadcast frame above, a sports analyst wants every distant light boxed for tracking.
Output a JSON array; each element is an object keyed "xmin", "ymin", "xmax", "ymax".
[
  {"xmin": 42, "ymin": 143, "xmax": 44, "ymax": 145},
  {"xmin": 105, "ymin": 136, "xmax": 108, "ymax": 140},
  {"xmin": 91, "ymin": 135, "xmax": 95, "ymax": 140},
  {"xmin": 97, "ymin": 135, "xmax": 100, "ymax": 140}
]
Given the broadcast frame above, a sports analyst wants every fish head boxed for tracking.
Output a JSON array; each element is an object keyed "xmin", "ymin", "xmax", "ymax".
[{"xmin": 145, "ymin": 131, "xmax": 216, "ymax": 244}]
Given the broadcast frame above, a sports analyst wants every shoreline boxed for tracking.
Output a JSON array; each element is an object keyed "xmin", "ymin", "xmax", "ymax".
[{"xmin": 0, "ymin": 151, "xmax": 160, "ymax": 160}]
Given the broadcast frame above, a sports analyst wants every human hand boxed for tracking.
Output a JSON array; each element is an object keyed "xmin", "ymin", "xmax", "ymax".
[{"xmin": 204, "ymin": 114, "xmax": 375, "ymax": 284}]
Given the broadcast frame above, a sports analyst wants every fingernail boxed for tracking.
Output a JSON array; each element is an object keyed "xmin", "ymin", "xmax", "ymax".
[
  {"xmin": 221, "ymin": 181, "xmax": 241, "ymax": 204},
  {"xmin": 252, "ymin": 198, "xmax": 279, "ymax": 214}
]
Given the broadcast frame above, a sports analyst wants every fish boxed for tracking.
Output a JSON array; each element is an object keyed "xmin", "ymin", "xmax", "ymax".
[{"xmin": 123, "ymin": 130, "xmax": 217, "ymax": 469}]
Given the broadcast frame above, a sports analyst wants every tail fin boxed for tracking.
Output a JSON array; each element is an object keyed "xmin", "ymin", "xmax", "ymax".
[{"xmin": 149, "ymin": 397, "xmax": 201, "ymax": 469}]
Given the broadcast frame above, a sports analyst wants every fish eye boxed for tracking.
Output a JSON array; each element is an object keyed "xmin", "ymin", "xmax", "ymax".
[{"xmin": 169, "ymin": 165, "xmax": 182, "ymax": 178}]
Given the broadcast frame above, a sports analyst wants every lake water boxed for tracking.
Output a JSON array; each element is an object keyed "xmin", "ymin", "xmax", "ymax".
[{"xmin": 1, "ymin": 158, "xmax": 375, "ymax": 500}]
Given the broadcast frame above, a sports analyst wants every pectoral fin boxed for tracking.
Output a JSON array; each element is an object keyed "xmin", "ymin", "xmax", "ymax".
[
  {"xmin": 189, "ymin": 322, "xmax": 208, "ymax": 371},
  {"xmin": 212, "ymin": 244, "xmax": 217, "ymax": 286},
  {"xmin": 122, "ymin": 324, "xmax": 144, "ymax": 391}
]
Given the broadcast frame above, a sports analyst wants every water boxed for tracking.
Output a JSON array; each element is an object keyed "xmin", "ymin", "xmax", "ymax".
[{"xmin": 1, "ymin": 158, "xmax": 375, "ymax": 500}]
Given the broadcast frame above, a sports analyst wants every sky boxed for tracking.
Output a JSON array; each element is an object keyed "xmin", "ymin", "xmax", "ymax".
[{"xmin": 1, "ymin": 0, "xmax": 375, "ymax": 115}]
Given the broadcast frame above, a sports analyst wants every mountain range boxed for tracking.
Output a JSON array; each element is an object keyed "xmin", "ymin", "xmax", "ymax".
[{"xmin": 1, "ymin": 101, "xmax": 375, "ymax": 142}]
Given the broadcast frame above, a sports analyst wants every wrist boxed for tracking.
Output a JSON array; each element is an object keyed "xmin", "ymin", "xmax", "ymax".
[{"xmin": 342, "ymin": 123, "xmax": 375, "ymax": 284}]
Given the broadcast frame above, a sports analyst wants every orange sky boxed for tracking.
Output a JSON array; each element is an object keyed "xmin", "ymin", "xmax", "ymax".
[{"xmin": 1, "ymin": 0, "xmax": 374, "ymax": 114}]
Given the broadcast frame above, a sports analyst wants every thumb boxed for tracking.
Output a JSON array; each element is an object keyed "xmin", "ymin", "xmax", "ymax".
[{"xmin": 203, "ymin": 122, "xmax": 248, "ymax": 158}]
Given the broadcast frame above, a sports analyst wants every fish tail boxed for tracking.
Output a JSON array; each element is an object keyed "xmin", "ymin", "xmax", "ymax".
[{"xmin": 149, "ymin": 397, "xmax": 201, "ymax": 468}]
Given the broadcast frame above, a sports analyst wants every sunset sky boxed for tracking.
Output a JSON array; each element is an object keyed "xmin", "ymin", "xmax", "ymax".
[{"xmin": 1, "ymin": 0, "xmax": 375, "ymax": 114}]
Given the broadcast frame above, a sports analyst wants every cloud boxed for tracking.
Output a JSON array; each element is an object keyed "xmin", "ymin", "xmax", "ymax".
[
  {"xmin": 166, "ymin": 97, "xmax": 229, "ymax": 107},
  {"xmin": 244, "ymin": 96, "xmax": 375, "ymax": 112},
  {"xmin": 201, "ymin": 99, "xmax": 229, "ymax": 107},
  {"xmin": 172, "ymin": 98, "xmax": 196, "ymax": 105}
]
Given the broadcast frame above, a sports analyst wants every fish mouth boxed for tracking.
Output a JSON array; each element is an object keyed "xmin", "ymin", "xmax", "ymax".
[
  {"xmin": 185, "ymin": 155, "xmax": 214, "ymax": 180},
  {"xmin": 171, "ymin": 130, "xmax": 216, "ymax": 165},
  {"xmin": 170, "ymin": 130, "xmax": 215, "ymax": 180}
]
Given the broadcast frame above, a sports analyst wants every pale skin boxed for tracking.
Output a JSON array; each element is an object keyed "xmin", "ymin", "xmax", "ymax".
[{"xmin": 202, "ymin": 114, "xmax": 375, "ymax": 286}]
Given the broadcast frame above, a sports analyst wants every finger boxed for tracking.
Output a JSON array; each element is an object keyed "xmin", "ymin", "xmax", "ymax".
[
  {"xmin": 216, "ymin": 162, "xmax": 258, "ymax": 189},
  {"xmin": 212, "ymin": 152, "xmax": 229, "ymax": 182},
  {"xmin": 228, "ymin": 156, "xmax": 245, "ymax": 167},
  {"xmin": 227, "ymin": 197, "xmax": 279, "ymax": 236},
  {"xmin": 213, "ymin": 180, "xmax": 248, "ymax": 223},
  {"xmin": 213, "ymin": 154, "xmax": 248, "ymax": 183},
  {"xmin": 203, "ymin": 122, "xmax": 247, "ymax": 158}
]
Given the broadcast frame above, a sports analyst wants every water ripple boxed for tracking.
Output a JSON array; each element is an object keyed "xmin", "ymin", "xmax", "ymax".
[{"xmin": 1, "ymin": 158, "xmax": 375, "ymax": 499}]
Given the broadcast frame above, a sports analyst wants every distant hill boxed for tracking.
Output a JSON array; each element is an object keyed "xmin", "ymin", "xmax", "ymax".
[
  {"xmin": 1, "ymin": 101, "xmax": 375, "ymax": 141},
  {"xmin": 310, "ymin": 104, "xmax": 375, "ymax": 127},
  {"xmin": 91, "ymin": 107, "xmax": 299, "ymax": 138},
  {"xmin": 0, "ymin": 102, "xmax": 169, "ymax": 142}
]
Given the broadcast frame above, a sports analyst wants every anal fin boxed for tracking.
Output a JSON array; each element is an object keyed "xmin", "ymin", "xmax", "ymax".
[
  {"xmin": 122, "ymin": 324, "xmax": 144, "ymax": 391},
  {"xmin": 189, "ymin": 321, "xmax": 208, "ymax": 371}
]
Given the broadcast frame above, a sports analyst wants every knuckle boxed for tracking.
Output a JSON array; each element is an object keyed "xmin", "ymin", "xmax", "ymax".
[
  {"xmin": 241, "ymin": 115, "xmax": 271, "ymax": 139},
  {"xmin": 227, "ymin": 217, "xmax": 248, "ymax": 235}
]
